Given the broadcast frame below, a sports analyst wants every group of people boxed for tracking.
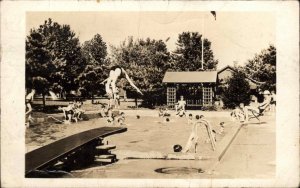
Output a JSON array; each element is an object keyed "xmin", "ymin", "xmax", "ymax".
[
  {"xmin": 99, "ymin": 105, "xmax": 126, "ymax": 126},
  {"xmin": 58, "ymin": 100, "xmax": 85, "ymax": 124},
  {"xmin": 25, "ymin": 66, "xmax": 141, "ymax": 127},
  {"xmin": 158, "ymin": 96, "xmax": 187, "ymax": 118},
  {"xmin": 231, "ymin": 90, "xmax": 276, "ymax": 122},
  {"xmin": 158, "ymin": 107, "xmax": 170, "ymax": 117},
  {"xmin": 156, "ymin": 95, "xmax": 222, "ymax": 154},
  {"xmin": 157, "ymin": 96, "xmax": 187, "ymax": 124}
]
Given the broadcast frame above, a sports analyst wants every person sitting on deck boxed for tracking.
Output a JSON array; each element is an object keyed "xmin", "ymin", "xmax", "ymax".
[
  {"xmin": 175, "ymin": 96, "xmax": 186, "ymax": 113},
  {"xmin": 230, "ymin": 104, "xmax": 245, "ymax": 122},
  {"xmin": 242, "ymin": 90, "xmax": 272, "ymax": 122}
]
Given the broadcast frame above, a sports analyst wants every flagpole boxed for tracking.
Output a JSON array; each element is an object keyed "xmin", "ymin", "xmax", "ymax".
[
  {"xmin": 201, "ymin": 13, "xmax": 204, "ymax": 70},
  {"xmin": 201, "ymin": 11, "xmax": 216, "ymax": 71}
]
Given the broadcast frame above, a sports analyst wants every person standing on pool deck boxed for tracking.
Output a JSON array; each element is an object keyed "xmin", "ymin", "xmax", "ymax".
[
  {"xmin": 25, "ymin": 89, "xmax": 35, "ymax": 127},
  {"xmin": 25, "ymin": 99, "xmax": 33, "ymax": 127},
  {"xmin": 26, "ymin": 89, "xmax": 35, "ymax": 101},
  {"xmin": 102, "ymin": 65, "xmax": 143, "ymax": 99}
]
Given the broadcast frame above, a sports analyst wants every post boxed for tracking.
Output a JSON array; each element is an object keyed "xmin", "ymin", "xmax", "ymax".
[
  {"xmin": 201, "ymin": 13, "xmax": 204, "ymax": 70},
  {"xmin": 135, "ymin": 97, "xmax": 138, "ymax": 109},
  {"xmin": 42, "ymin": 94, "xmax": 46, "ymax": 110},
  {"xmin": 91, "ymin": 93, "xmax": 94, "ymax": 104}
]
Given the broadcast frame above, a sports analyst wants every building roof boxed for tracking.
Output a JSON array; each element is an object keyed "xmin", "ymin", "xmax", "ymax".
[
  {"xmin": 163, "ymin": 71, "xmax": 217, "ymax": 83},
  {"xmin": 217, "ymin": 65, "xmax": 266, "ymax": 85},
  {"xmin": 217, "ymin": 65, "xmax": 235, "ymax": 74}
]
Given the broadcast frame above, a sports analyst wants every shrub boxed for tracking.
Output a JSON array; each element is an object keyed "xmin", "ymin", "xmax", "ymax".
[
  {"xmin": 221, "ymin": 71, "xmax": 251, "ymax": 109},
  {"xmin": 201, "ymin": 105, "xmax": 217, "ymax": 111}
]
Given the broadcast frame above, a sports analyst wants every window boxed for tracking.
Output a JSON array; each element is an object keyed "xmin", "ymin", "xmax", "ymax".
[
  {"xmin": 167, "ymin": 87, "xmax": 176, "ymax": 109},
  {"xmin": 203, "ymin": 86, "xmax": 213, "ymax": 106}
]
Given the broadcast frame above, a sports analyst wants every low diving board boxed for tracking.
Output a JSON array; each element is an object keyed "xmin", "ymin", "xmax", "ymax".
[{"xmin": 25, "ymin": 127, "xmax": 127, "ymax": 176}]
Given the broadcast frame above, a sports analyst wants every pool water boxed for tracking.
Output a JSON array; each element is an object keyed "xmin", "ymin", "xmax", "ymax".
[{"xmin": 26, "ymin": 112, "xmax": 233, "ymax": 178}]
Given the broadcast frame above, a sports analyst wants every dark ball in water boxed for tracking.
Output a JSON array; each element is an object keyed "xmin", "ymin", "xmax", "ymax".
[
  {"xmin": 173, "ymin": 144, "xmax": 182, "ymax": 152},
  {"xmin": 136, "ymin": 115, "xmax": 140, "ymax": 119}
]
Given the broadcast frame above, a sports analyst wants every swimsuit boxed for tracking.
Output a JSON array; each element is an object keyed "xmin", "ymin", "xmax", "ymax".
[{"xmin": 110, "ymin": 65, "xmax": 125, "ymax": 78}]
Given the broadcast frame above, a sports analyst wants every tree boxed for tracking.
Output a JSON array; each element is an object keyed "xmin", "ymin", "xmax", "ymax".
[
  {"xmin": 77, "ymin": 34, "xmax": 108, "ymax": 103},
  {"xmin": 243, "ymin": 45, "xmax": 276, "ymax": 91},
  {"xmin": 221, "ymin": 71, "xmax": 251, "ymax": 109},
  {"xmin": 32, "ymin": 77, "xmax": 50, "ymax": 107},
  {"xmin": 110, "ymin": 37, "xmax": 171, "ymax": 107},
  {"xmin": 26, "ymin": 18, "xmax": 83, "ymax": 107},
  {"xmin": 172, "ymin": 32, "xmax": 218, "ymax": 71}
]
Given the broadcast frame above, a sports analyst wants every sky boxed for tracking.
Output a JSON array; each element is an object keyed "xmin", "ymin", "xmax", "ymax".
[{"xmin": 26, "ymin": 11, "xmax": 275, "ymax": 69}]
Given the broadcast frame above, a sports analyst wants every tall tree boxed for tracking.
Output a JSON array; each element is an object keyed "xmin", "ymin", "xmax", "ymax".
[
  {"xmin": 243, "ymin": 45, "xmax": 276, "ymax": 91},
  {"xmin": 172, "ymin": 32, "xmax": 218, "ymax": 71},
  {"xmin": 77, "ymin": 34, "xmax": 108, "ymax": 102},
  {"xmin": 110, "ymin": 37, "xmax": 171, "ymax": 107},
  {"xmin": 26, "ymin": 18, "xmax": 83, "ymax": 107}
]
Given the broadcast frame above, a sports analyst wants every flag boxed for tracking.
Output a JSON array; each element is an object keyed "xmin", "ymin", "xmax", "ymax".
[{"xmin": 210, "ymin": 11, "xmax": 216, "ymax": 20}]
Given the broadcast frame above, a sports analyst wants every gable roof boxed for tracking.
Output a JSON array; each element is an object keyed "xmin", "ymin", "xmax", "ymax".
[
  {"xmin": 163, "ymin": 71, "xmax": 217, "ymax": 83},
  {"xmin": 217, "ymin": 65, "xmax": 236, "ymax": 74},
  {"xmin": 217, "ymin": 65, "xmax": 265, "ymax": 85}
]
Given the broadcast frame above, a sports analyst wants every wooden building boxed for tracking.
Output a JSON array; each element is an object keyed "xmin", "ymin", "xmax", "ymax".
[
  {"xmin": 217, "ymin": 65, "xmax": 262, "ymax": 90},
  {"xmin": 162, "ymin": 66, "xmax": 262, "ymax": 109},
  {"xmin": 162, "ymin": 71, "xmax": 217, "ymax": 109}
]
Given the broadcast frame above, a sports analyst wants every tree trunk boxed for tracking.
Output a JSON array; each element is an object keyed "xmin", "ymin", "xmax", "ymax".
[
  {"xmin": 42, "ymin": 94, "xmax": 46, "ymax": 110},
  {"xmin": 135, "ymin": 97, "xmax": 138, "ymax": 109},
  {"xmin": 91, "ymin": 93, "xmax": 94, "ymax": 104}
]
